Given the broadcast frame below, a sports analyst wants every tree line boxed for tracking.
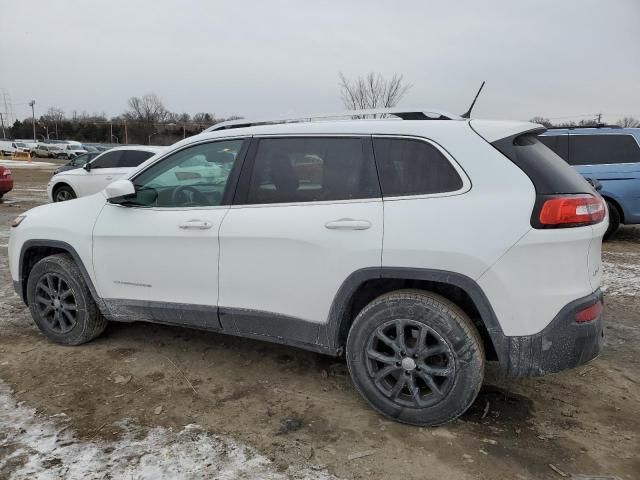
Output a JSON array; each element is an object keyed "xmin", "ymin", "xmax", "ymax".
[
  {"xmin": 7, "ymin": 93, "xmax": 242, "ymax": 146},
  {"xmin": 6, "ymin": 75, "xmax": 638, "ymax": 146},
  {"xmin": 529, "ymin": 116, "xmax": 640, "ymax": 128}
]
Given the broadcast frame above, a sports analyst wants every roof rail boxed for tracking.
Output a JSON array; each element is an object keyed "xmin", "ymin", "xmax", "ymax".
[
  {"xmin": 204, "ymin": 108, "xmax": 462, "ymax": 132},
  {"xmin": 546, "ymin": 124, "xmax": 622, "ymax": 130}
]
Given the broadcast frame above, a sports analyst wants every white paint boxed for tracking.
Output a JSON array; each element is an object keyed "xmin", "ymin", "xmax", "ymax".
[
  {"xmin": 0, "ymin": 160, "xmax": 56, "ymax": 168},
  {"xmin": 0, "ymin": 380, "xmax": 335, "ymax": 480}
]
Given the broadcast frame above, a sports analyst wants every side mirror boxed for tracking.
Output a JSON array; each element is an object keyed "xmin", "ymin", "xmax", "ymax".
[
  {"xmin": 105, "ymin": 179, "xmax": 135, "ymax": 203},
  {"xmin": 83, "ymin": 162, "xmax": 92, "ymax": 172}
]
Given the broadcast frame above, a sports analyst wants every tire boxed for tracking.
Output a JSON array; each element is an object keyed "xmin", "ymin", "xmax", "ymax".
[
  {"xmin": 604, "ymin": 201, "xmax": 620, "ymax": 241},
  {"xmin": 26, "ymin": 254, "xmax": 107, "ymax": 345},
  {"xmin": 53, "ymin": 185, "xmax": 76, "ymax": 202},
  {"xmin": 346, "ymin": 289, "xmax": 485, "ymax": 426}
]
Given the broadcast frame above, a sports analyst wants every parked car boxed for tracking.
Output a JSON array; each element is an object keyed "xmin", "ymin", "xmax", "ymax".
[
  {"xmin": 0, "ymin": 166, "xmax": 13, "ymax": 199},
  {"xmin": 47, "ymin": 146, "xmax": 163, "ymax": 202},
  {"xmin": 34, "ymin": 144, "xmax": 64, "ymax": 158},
  {"xmin": 9, "ymin": 109, "xmax": 607, "ymax": 426},
  {"xmin": 82, "ymin": 145, "xmax": 100, "ymax": 153},
  {"xmin": 55, "ymin": 144, "xmax": 88, "ymax": 160},
  {"xmin": 0, "ymin": 140, "xmax": 30, "ymax": 156},
  {"xmin": 53, "ymin": 152, "xmax": 100, "ymax": 175},
  {"xmin": 539, "ymin": 126, "xmax": 640, "ymax": 238}
]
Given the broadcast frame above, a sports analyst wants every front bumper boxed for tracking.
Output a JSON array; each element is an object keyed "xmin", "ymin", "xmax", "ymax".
[{"xmin": 496, "ymin": 290, "xmax": 605, "ymax": 377}]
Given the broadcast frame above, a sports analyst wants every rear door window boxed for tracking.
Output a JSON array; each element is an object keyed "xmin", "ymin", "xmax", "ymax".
[
  {"xmin": 119, "ymin": 150, "xmax": 156, "ymax": 167},
  {"xmin": 91, "ymin": 150, "xmax": 122, "ymax": 169},
  {"xmin": 244, "ymin": 137, "xmax": 380, "ymax": 204},
  {"xmin": 372, "ymin": 137, "xmax": 463, "ymax": 197},
  {"xmin": 569, "ymin": 134, "xmax": 640, "ymax": 165}
]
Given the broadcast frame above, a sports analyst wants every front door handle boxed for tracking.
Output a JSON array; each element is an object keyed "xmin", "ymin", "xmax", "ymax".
[
  {"xmin": 325, "ymin": 219, "xmax": 371, "ymax": 230},
  {"xmin": 179, "ymin": 220, "xmax": 213, "ymax": 230}
]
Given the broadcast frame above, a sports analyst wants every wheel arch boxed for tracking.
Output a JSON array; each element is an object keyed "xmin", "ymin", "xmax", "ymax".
[
  {"xmin": 325, "ymin": 267, "xmax": 505, "ymax": 362},
  {"xmin": 601, "ymin": 194, "xmax": 624, "ymax": 224},
  {"xmin": 51, "ymin": 181, "xmax": 77, "ymax": 200},
  {"xmin": 18, "ymin": 240, "xmax": 101, "ymax": 308}
]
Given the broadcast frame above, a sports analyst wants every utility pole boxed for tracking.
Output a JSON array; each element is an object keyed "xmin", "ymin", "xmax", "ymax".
[
  {"xmin": 0, "ymin": 112, "xmax": 5, "ymax": 139},
  {"xmin": 597, "ymin": 113, "xmax": 602, "ymax": 124},
  {"xmin": 29, "ymin": 100, "xmax": 36, "ymax": 141},
  {"xmin": 110, "ymin": 122, "xmax": 113, "ymax": 144},
  {"xmin": 123, "ymin": 119, "xmax": 128, "ymax": 144}
]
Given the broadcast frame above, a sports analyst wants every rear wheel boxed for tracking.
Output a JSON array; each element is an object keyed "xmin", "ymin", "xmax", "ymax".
[
  {"xmin": 26, "ymin": 254, "xmax": 107, "ymax": 345},
  {"xmin": 53, "ymin": 185, "xmax": 76, "ymax": 202},
  {"xmin": 604, "ymin": 201, "xmax": 620, "ymax": 241},
  {"xmin": 346, "ymin": 289, "xmax": 485, "ymax": 426}
]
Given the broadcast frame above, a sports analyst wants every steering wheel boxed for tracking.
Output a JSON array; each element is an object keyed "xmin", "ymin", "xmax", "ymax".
[{"xmin": 171, "ymin": 185, "xmax": 210, "ymax": 207}]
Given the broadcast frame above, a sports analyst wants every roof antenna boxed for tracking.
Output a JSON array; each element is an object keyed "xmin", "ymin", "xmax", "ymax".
[{"xmin": 461, "ymin": 81, "xmax": 485, "ymax": 119}]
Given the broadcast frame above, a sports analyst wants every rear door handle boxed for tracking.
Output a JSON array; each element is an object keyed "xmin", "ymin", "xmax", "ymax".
[
  {"xmin": 325, "ymin": 219, "xmax": 371, "ymax": 230},
  {"xmin": 179, "ymin": 220, "xmax": 213, "ymax": 230}
]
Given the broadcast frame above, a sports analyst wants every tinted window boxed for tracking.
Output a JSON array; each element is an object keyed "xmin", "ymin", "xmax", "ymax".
[
  {"xmin": 129, "ymin": 139, "xmax": 244, "ymax": 207},
  {"xmin": 569, "ymin": 134, "xmax": 640, "ymax": 165},
  {"xmin": 91, "ymin": 150, "xmax": 122, "ymax": 168},
  {"xmin": 493, "ymin": 133, "xmax": 590, "ymax": 195},
  {"xmin": 119, "ymin": 150, "xmax": 155, "ymax": 167},
  {"xmin": 246, "ymin": 137, "xmax": 379, "ymax": 204},
  {"xmin": 373, "ymin": 138, "xmax": 462, "ymax": 196},
  {"xmin": 539, "ymin": 134, "xmax": 569, "ymax": 161}
]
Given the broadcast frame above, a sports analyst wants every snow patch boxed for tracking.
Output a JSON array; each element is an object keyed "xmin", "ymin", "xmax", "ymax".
[
  {"xmin": 0, "ymin": 380, "xmax": 335, "ymax": 479},
  {"xmin": 602, "ymin": 252, "xmax": 640, "ymax": 297}
]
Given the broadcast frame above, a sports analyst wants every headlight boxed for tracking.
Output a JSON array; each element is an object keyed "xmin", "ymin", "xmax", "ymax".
[{"xmin": 11, "ymin": 215, "xmax": 26, "ymax": 227}]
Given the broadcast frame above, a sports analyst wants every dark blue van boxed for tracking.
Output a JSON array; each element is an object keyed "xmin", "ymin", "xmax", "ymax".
[{"xmin": 539, "ymin": 126, "xmax": 640, "ymax": 238}]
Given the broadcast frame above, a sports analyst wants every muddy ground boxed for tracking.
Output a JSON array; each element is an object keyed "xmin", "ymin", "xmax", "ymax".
[{"xmin": 0, "ymin": 161, "xmax": 638, "ymax": 480}]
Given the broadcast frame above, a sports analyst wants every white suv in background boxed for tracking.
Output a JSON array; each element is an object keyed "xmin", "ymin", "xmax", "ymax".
[
  {"xmin": 47, "ymin": 145, "xmax": 164, "ymax": 202},
  {"xmin": 9, "ymin": 109, "xmax": 607, "ymax": 425}
]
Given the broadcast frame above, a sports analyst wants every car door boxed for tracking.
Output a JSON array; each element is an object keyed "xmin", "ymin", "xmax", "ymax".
[
  {"xmin": 569, "ymin": 133, "xmax": 640, "ymax": 222},
  {"xmin": 92, "ymin": 137, "xmax": 248, "ymax": 328},
  {"xmin": 217, "ymin": 136, "xmax": 383, "ymax": 344}
]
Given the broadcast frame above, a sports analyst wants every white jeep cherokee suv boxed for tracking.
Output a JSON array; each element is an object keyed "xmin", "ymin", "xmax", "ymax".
[
  {"xmin": 9, "ymin": 109, "xmax": 607, "ymax": 425},
  {"xmin": 47, "ymin": 145, "xmax": 164, "ymax": 202}
]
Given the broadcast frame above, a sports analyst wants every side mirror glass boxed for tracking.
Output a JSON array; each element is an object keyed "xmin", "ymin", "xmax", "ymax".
[
  {"xmin": 83, "ymin": 162, "xmax": 92, "ymax": 172},
  {"xmin": 105, "ymin": 179, "xmax": 135, "ymax": 203}
]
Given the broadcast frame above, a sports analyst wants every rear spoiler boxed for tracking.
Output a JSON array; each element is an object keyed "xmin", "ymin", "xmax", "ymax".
[{"xmin": 469, "ymin": 120, "xmax": 546, "ymax": 143}]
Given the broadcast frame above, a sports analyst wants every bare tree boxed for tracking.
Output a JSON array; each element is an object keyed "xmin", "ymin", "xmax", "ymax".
[
  {"xmin": 338, "ymin": 72, "xmax": 412, "ymax": 115},
  {"xmin": 530, "ymin": 116, "xmax": 553, "ymax": 128},
  {"xmin": 41, "ymin": 107, "xmax": 65, "ymax": 138},
  {"xmin": 616, "ymin": 116, "xmax": 640, "ymax": 128},
  {"xmin": 124, "ymin": 93, "xmax": 169, "ymax": 144},
  {"xmin": 125, "ymin": 93, "xmax": 168, "ymax": 124},
  {"xmin": 192, "ymin": 112, "xmax": 216, "ymax": 124}
]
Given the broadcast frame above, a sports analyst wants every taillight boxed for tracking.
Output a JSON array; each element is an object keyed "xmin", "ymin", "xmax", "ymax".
[
  {"xmin": 575, "ymin": 300, "xmax": 603, "ymax": 323},
  {"xmin": 534, "ymin": 194, "xmax": 605, "ymax": 228}
]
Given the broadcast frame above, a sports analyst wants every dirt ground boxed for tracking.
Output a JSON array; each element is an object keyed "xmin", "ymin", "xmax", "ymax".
[{"xmin": 0, "ymin": 162, "xmax": 638, "ymax": 480}]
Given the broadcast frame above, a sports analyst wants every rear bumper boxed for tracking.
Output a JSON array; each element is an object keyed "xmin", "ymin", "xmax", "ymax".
[{"xmin": 495, "ymin": 290, "xmax": 605, "ymax": 377}]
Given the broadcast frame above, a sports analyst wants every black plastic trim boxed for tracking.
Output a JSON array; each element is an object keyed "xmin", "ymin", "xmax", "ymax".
[
  {"xmin": 325, "ymin": 267, "xmax": 505, "ymax": 357},
  {"xmin": 499, "ymin": 290, "xmax": 604, "ymax": 376},
  {"xmin": 102, "ymin": 298, "xmax": 222, "ymax": 330},
  {"xmin": 18, "ymin": 240, "xmax": 105, "ymax": 311}
]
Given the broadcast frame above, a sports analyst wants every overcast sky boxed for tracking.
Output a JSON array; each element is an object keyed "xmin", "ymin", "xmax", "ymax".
[{"xmin": 2, "ymin": 0, "xmax": 639, "ymax": 124}]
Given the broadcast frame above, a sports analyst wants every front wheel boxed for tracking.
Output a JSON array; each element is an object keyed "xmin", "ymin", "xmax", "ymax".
[
  {"xmin": 53, "ymin": 185, "xmax": 76, "ymax": 202},
  {"xmin": 26, "ymin": 254, "xmax": 107, "ymax": 345},
  {"xmin": 346, "ymin": 289, "xmax": 485, "ymax": 426}
]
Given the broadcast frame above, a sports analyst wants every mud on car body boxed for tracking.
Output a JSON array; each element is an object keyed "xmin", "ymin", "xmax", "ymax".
[{"xmin": 9, "ymin": 109, "xmax": 607, "ymax": 426}]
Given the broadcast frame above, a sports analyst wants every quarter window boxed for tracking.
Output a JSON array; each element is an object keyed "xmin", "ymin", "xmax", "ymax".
[
  {"xmin": 373, "ymin": 138, "xmax": 463, "ymax": 196},
  {"xmin": 539, "ymin": 135, "xmax": 569, "ymax": 161},
  {"xmin": 569, "ymin": 134, "xmax": 640, "ymax": 165},
  {"xmin": 246, "ymin": 137, "xmax": 379, "ymax": 204}
]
